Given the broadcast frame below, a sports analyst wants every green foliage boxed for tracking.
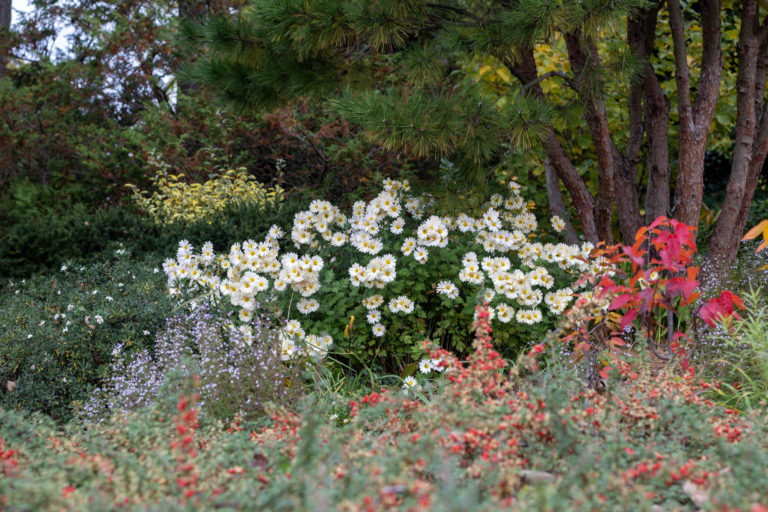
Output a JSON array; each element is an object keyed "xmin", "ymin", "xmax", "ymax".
[
  {"xmin": 0, "ymin": 196, "xmax": 305, "ymax": 279},
  {"xmin": 168, "ymin": 179, "xmax": 589, "ymax": 374},
  {"xmin": 0, "ymin": 253, "xmax": 175, "ymax": 422},
  {"xmin": 707, "ymin": 288, "xmax": 768, "ymax": 410},
  {"xmin": 0, "ymin": 180, "xmax": 91, "ymax": 228},
  {"xmin": 2, "ymin": 0, "xmax": 404, "ymax": 221},
  {"xmin": 181, "ymin": 0, "xmax": 658, "ymax": 188}
]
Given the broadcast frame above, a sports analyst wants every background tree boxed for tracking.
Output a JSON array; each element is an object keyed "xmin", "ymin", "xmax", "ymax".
[
  {"xmin": 0, "ymin": 0, "xmax": 403, "ymax": 227},
  {"xmin": 0, "ymin": 0, "xmax": 11, "ymax": 78},
  {"xmin": 182, "ymin": 0, "xmax": 768, "ymax": 270}
]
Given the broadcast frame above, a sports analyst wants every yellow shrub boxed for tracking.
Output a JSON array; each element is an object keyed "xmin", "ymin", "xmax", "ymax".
[{"xmin": 126, "ymin": 168, "xmax": 284, "ymax": 224}]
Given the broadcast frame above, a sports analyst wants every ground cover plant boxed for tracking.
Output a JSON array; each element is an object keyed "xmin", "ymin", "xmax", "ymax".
[{"xmin": 2, "ymin": 308, "xmax": 768, "ymax": 511}]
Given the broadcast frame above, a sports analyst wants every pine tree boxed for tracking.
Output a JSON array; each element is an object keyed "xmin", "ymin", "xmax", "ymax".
[{"xmin": 183, "ymin": 0, "xmax": 768, "ymax": 268}]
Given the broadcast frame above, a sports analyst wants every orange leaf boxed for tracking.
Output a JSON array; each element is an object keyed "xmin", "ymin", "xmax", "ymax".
[{"xmin": 742, "ymin": 219, "xmax": 768, "ymax": 241}]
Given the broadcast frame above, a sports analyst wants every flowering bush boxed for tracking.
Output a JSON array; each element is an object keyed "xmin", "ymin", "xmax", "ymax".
[
  {"xmin": 0, "ymin": 253, "xmax": 175, "ymax": 422},
  {"xmin": 164, "ymin": 178, "xmax": 600, "ymax": 368},
  {"xmin": 126, "ymin": 166, "xmax": 284, "ymax": 224},
  {"xmin": 82, "ymin": 302, "xmax": 300, "ymax": 422}
]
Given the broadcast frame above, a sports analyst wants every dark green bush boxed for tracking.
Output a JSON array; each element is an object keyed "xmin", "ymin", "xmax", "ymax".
[
  {"xmin": 0, "ymin": 196, "xmax": 305, "ymax": 278},
  {"xmin": 0, "ymin": 254, "xmax": 175, "ymax": 422}
]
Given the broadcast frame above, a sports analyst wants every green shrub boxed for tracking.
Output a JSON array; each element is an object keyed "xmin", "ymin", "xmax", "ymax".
[
  {"xmin": 166, "ymin": 179, "xmax": 591, "ymax": 374},
  {"xmin": 0, "ymin": 253, "xmax": 175, "ymax": 422},
  {"xmin": 0, "ymin": 196, "xmax": 305, "ymax": 279}
]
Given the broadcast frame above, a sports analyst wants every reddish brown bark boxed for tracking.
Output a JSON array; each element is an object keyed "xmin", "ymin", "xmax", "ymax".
[
  {"xmin": 511, "ymin": 47, "xmax": 600, "ymax": 244},
  {"xmin": 707, "ymin": 0, "xmax": 759, "ymax": 272},
  {"xmin": 565, "ymin": 33, "xmax": 616, "ymax": 243},
  {"xmin": 628, "ymin": 3, "xmax": 671, "ymax": 223},
  {"xmin": 670, "ymin": 0, "xmax": 722, "ymax": 227},
  {"xmin": 545, "ymin": 157, "xmax": 580, "ymax": 245}
]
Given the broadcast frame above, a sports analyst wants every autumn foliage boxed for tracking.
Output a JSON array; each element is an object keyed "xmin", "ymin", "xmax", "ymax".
[{"xmin": 564, "ymin": 217, "xmax": 744, "ymax": 374}]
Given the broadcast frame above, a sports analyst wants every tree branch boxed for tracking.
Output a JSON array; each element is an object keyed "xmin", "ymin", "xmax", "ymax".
[
  {"xmin": 426, "ymin": 3, "xmax": 483, "ymax": 23},
  {"xmin": 667, "ymin": 0, "xmax": 694, "ymax": 130},
  {"xmin": 521, "ymin": 70, "xmax": 575, "ymax": 91}
]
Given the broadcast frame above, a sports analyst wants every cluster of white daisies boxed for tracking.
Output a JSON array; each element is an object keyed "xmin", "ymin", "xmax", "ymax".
[
  {"xmin": 164, "ymin": 178, "xmax": 604, "ymax": 361},
  {"xmin": 359, "ymin": 293, "xmax": 416, "ymax": 337}
]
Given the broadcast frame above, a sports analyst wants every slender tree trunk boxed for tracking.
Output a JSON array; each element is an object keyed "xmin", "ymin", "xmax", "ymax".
[
  {"xmin": 707, "ymin": 0, "xmax": 760, "ymax": 273},
  {"xmin": 0, "ymin": 0, "xmax": 11, "ymax": 79},
  {"xmin": 510, "ymin": 48, "xmax": 600, "ymax": 244},
  {"xmin": 628, "ymin": 2, "xmax": 672, "ymax": 223},
  {"xmin": 644, "ymin": 80, "xmax": 671, "ymax": 222},
  {"xmin": 669, "ymin": 0, "xmax": 722, "ymax": 227},
  {"xmin": 565, "ymin": 34, "xmax": 616, "ymax": 243},
  {"xmin": 545, "ymin": 157, "xmax": 580, "ymax": 244},
  {"xmin": 541, "ymin": 129, "xmax": 599, "ymax": 244}
]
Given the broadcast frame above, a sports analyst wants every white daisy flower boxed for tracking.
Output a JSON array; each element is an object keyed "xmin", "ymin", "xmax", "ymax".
[
  {"xmin": 366, "ymin": 309, "xmax": 382, "ymax": 324},
  {"xmin": 403, "ymin": 376, "xmax": 418, "ymax": 389},
  {"xmin": 436, "ymin": 281, "xmax": 459, "ymax": 299}
]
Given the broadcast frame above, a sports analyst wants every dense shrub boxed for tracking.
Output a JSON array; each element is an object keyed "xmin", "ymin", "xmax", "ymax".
[
  {"xmin": 0, "ymin": 197, "xmax": 304, "ymax": 278},
  {"xmin": 0, "ymin": 254, "xmax": 175, "ymax": 421},
  {"xmin": 166, "ymin": 178, "xmax": 595, "ymax": 372},
  {"xmin": 125, "ymin": 166, "xmax": 284, "ymax": 224}
]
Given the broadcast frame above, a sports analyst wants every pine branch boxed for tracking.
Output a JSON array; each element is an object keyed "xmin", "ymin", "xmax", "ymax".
[
  {"xmin": 521, "ymin": 71, "xmax": 575, "ymax": 92},
  {"xmin": 426, "ymin": 3, "xmax": 484, "ymax": 24}
]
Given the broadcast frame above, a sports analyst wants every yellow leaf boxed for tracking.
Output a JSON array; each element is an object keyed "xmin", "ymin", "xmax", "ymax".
[
  {"xmin": 478, "ymin": 65, "xmax": 492, "ymax": 76},
  {"xmin": 496, "ymin": 67, "xmax": 512, "ymax": 83}
]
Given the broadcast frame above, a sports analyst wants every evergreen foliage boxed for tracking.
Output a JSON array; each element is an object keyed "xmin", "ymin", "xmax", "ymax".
[{"xmin": 181, "ymin": 0, "xmax": 641, "ymax": 176}]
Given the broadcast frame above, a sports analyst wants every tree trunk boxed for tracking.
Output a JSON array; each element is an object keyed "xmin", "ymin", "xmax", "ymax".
[
  {"xmin": 643, "ymin": 81, "xmax": 671, "ymax": 223},
  {"xmin": 670, "ymin": 0, "xmax": 722, "ymax": 227},
  {"xmin": 706, "ymin": 0, "xmax": 760, "ymax": 274},
  {"xmin": 510, "ymin": 47, "xmax": 600, "ymax": 244},
  {"xmin": 545, "ymin": 157, "xmax": 580, "ymax": 244},
  {"xmin": 0, "ymin": 0, "xmax": 11, "ymax": 79},
  {"xmin": 628, "ymin": 2, "xmax": 672, "ymax": 224},
  {"xmin": 565, "ymin": 33, "xmax": 616, "ymax": 243}
]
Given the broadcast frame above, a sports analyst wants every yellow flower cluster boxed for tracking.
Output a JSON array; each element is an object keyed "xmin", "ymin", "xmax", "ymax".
[{"xmin": 126, "ymin": 168, "xmax": 283, "ymax": 224}]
